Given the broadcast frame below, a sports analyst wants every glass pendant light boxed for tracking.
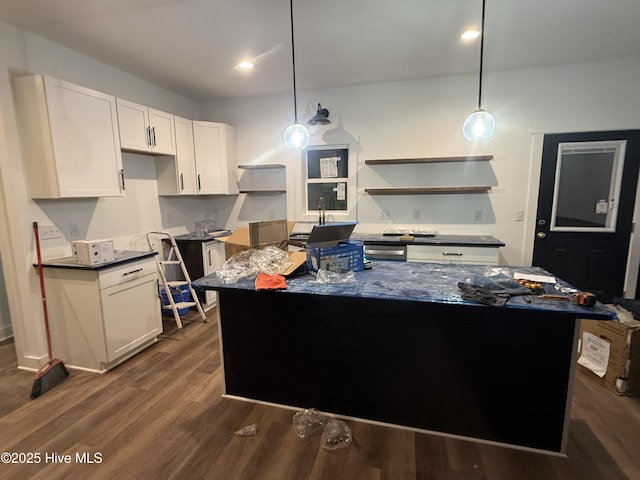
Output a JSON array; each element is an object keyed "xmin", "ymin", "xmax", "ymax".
[
  {"xmin": 463, "ymin": 0, "xmax": 495, "ymax": 140},
  {"xmin": 283, "ymin": 0, "xmax": 309, "ymax": 150}
]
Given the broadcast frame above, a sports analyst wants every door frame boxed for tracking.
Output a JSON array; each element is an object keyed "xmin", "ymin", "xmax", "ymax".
[{"xmin": 524, "ymin": 132, "xmax": 640, "ymax": 298}]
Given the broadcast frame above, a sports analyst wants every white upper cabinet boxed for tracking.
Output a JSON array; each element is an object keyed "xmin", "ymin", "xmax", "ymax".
[
  {"xmin": 156, "ymin": 116, "xmax": 198, "ymax": 195},
  {"xmin": 13, "ymin": 74, "xmax": 124, "ymax": 198},
  {"xmin": 116, "ymin": 98, "xmax": 176, "ymax": 155},
  {"xmin": 193, "ymin": 121, "xmax": 238, "ymax": 195}
]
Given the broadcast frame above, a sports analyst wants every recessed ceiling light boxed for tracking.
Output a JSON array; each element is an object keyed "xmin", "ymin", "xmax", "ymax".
[
  {"xmin": 461, "ymin": 29, "xmax": 480, "ymax": 41},
  {"xmin": 237, "ymin": 60, "xmax": 254, "ymax": 70}
]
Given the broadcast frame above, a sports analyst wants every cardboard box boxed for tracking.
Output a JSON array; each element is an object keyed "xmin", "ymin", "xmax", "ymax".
[
  {"xmin": 219, "ymin": 220, "xmax": 294, "ymax": 259},
  {"xmin": 303, "ymin": 223, "xmax": 363, "ymax": 274},
  {"xmin": 577, "ymin": 305, "xmax": 640, "ymax": 395},
  {"xmin": 218, "ymin": 220, "xmax": 306, "ymax": 276},
  {"xmin": 72, "ymin": 239, "xmax": 115, "ymax": 266},
  {"xmin": 306, "ymin": 240, "xmax": 364, "ymax": 274}
]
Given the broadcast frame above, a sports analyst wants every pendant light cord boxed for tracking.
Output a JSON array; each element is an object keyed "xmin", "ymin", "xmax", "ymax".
[
  {"xmin": 289, "ymin": 0, "xmax": 299, "ymax": 123},
  {"xmin": 477, "ymin": 0, "xmax": 486, "ymax": 109}
]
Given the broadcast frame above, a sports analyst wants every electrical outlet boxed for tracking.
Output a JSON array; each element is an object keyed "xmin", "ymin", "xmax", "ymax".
[
  {"xmin": 165, "ymin": 212, "xmax": 173, "ymax": 226},
  {"xmin": 514, "ymin": 209, "xmax": 524, "ymax": 222},
  {"xmin": 380, "ymin": 209, "xmax": 390, "ymax": 221},
  {"xmin": 69, "ymin": 222, "xmax": 80, "ymax": 237},
  {"xmin": 413, "ymin": 208, "xmax": 421, "ymax": 220},
  {"xmin": 39, "ymin": 224, "xmax": 63, "ymax": 240},
  {"xmin": 474, "ymin": 209, "xmax": 482, "ymax": 222}
]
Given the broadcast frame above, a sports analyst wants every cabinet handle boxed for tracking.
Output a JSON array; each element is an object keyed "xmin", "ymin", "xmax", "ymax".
[
  {"xmin": 151, "ymin": 127, "xmax": 156, "ymax": 147},
  {"xmin": 180, "ymin": 173, "xmax": 184, "ymax": 191},
  {"xmin": 146, "ymin": 126, "xmax": 152, "ymax": 147},
  {"xmin": 197, "ymin": 174, "xmax": 201, "ymax": 191},
  {"xmin": 120, "ymin": 169, "xmax": 125, "ymax": 191},
  {"xmin": 208, "ymin": 250, "xmax": 212, "ymax": 266},
  {"xmin": 442, "ymin": 252, "xmax": 463, "ymax": 256},
  {"xmin": 123, "ymin": 267, "xmax": 143, "ymax": 276}
]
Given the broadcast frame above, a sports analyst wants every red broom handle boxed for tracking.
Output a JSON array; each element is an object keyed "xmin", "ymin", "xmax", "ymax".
[{"xmin": 33, "ymin": 222, "xmax": 53, "ymax": 361}]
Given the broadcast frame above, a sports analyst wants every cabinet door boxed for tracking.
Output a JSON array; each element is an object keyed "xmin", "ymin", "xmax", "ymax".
[
  {"xmin": 116, "ymin": 98, "xmax": 151, "ymax": 152},
  {"xmin": 193, "ymin": 121, "xmax": 238, "ymax": 195},
  {"xmin": 14, "ymin": 75, "xmax": 124, "ymax": 198},
  {"xmin": 174, "ymin": 116, "xmax": 197, "ymax": 194},
  {"xmin": 101, "ymin": 274, "xmax": 161, "ymax": 361},
  {"xmin": 203, "ymin": 241, "xmax": 224, "ymax": 307},
  {"xmin": 406, "ymin": 245, "xmax": 499, "ymax": 265},
  {"xmin": 149, "ymin": 108, "xmax": 176, "ymax": 155}
]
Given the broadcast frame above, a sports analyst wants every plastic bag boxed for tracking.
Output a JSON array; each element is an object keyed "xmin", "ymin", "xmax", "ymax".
[
  {"xmin": 320, "ymin": 419, "xmax": 352, "ymax": 451},
  {"xmin": 312, "ymin": 269, "xmax": 357, "ymax": 284},
  {"xmin": 216, "ymin": 246, "xmax": 293, "ymax": 283},
  {"xmin": 234, "ymin": 423, "xmax": 257, "ymax": 436},
  {"xmin": 292, "ymin": 408, "xmax": 328, "ymax": 439}
]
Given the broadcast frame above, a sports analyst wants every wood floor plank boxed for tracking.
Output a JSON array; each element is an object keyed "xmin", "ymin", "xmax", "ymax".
[{"xmin": 0, "ymin": 309, "xmax": 638, "ymax": 480}]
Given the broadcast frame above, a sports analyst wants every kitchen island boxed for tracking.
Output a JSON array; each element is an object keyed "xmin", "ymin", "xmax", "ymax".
[{"xmin": 193, "ymin": 261, "xmax": 615, "ymax": 455}]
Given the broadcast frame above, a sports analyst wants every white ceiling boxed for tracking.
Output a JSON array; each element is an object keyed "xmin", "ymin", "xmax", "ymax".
[{"xmin": 0, "ymin": 0, "xmax": 639, "ymax": 101}]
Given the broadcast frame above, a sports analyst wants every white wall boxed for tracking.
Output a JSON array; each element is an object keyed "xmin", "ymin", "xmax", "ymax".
[
  {"xmin": 201, "ymin": 57, "xmax": 640, "ymax": 268},
  {"xmin": 0, "ymin": 22, "xmax": 231, "ymax": 368},
  {"xmin": 0, "ymin": 255, "xmax": 11, "ymax": 341}
]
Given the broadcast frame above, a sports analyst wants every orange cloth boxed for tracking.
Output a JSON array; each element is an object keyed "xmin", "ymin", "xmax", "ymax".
[{"xmin": 255, "ymin": 273, "xmax": 287, "ymax": 291}]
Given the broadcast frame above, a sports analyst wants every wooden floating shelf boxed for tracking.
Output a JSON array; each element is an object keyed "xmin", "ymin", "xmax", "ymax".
[
  {"xmin": 238, "ymin": 164, "xmax": 285, "ymax": 169},
  {"xmin": 364, "ymin": 155, "xmax": 493, "ymax": 165},
  {"xmin": 239, "ymin": 190, "xmax": 287, "ymax": 194},
  {"xmin": 364, "ymin": 186, "xmax": 492, "ymax": 195}
]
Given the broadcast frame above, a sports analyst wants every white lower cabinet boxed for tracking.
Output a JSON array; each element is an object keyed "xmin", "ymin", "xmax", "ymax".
[
  {"xmin": 406, "ymin": 244, "xmax": 500, "ymax": 265},
  {"xmin": 203, "ymin": 241, "xmax": 225, "ymax": 308},
  {"xmin": 43, "ymin": 256, "xmax": 162, "ymax": 372}
]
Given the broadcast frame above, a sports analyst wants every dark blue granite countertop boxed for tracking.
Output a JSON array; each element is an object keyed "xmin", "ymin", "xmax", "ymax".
[
  {"xmin": 349, "ymin": 233, "xmax": 505, "ymax": 247},
  {"xmin": 192, "ymin": 260, "xmax": 615, "ymax": 320},
  {"xmin": 40, "ymin": 250, "xmax": 157, "ymax": 270}
]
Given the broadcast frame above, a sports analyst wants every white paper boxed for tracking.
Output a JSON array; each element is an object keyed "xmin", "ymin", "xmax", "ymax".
[
  {"xmin": 595, "ymin": 199, "xmax": 609, "ymax": 214},
  {"xmin": 513, "ymin": 272, "xmax": 556, "ymax": 284},
  {"xmin": 577, "ymin": 331, "xmax": 610, "ymax": 378},
  {"xmin": 320, "ymin": 157, "xmax": 339, "ymax": 178},
  {"xmin": 335, "ymin": 183, "xmax": 346, "ymax": 201}
]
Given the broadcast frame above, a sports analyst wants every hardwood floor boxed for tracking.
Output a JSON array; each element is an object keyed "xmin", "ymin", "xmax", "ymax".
[{"xmin": 0, "ymin": 310, "xmax": 639, "ymax": 480}]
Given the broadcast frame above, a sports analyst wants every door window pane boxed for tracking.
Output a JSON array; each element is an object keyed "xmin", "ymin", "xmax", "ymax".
[{"xmin": 551, "ymin": 142, "xmax": 625, "ymax": 232}]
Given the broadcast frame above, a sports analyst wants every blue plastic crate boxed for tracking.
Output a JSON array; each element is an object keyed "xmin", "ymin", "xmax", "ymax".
[
  {"xmin": 160, "ymin": 284, "xmax": 191, "ymax": 315},
  {"xmin": 306, "ymin": 240, "xmax": 364, "ymax": 274}
]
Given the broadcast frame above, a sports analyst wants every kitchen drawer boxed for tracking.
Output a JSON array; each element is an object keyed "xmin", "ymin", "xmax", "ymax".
[
  {"xmin": 406, "ymin": 244, "xmax": 499, "ymax": 264},
  {"xmin": 98, "ymin": 257, "xmax": 157, "ymax": 289}
]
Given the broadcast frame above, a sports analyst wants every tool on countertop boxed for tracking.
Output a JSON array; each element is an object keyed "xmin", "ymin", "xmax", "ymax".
[
  {"xmin": 537, "ymin": 292, "xmax": 597, "ymax": 307},
  {"xmin": 517, "ymin": 278, "xmax": 544, "ymax": 294},
  {"xmin": 31, "ymin": 221, "xmax": 69, "ymax": 399},
  {"xmin": 318, "ymin": 196, "xmax": 326, "ymax": 225}
]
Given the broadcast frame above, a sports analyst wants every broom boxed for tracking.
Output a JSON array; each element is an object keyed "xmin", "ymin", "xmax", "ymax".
[{"xmin": 30, "ymin": 221, "xmax": 69, "ymax": 399}]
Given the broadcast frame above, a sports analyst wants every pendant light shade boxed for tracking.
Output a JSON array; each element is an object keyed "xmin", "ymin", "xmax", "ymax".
[
  {"xmin": 463, "ymin": 108, "xmax": 495, "ymax": 140},
  {"xmin": 283, "ymin": 0, "xmax": 309, "ymax": 150},
  {"xmin": 308, "ymin": 103, "xmax": 331, "ymax": 125},
  {"xmin": 463, "ymin": 0, "xmax": 494, "ymax": 141},
  {"xmin": 284, "ymin": 123, "xmax": 310, "ymax": 150}
]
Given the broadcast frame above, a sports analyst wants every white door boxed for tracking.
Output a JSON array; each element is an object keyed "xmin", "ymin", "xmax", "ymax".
[
  {"xmin": 149, "ymin": 108, "xmax": 176, "ymax": 155},
  {"xmin": 116, "ymin": 98, "xmax": 151, "ymax": 152},
  {"xmin": 101, "ymin": 274, "xmax": 161, "ymax": 361},
  {"xmin": 193, "ymin": 121, "xmax": 224, "ymax": 194},
  {"xmin": 174, "ymin": 116, "xmax": 197, "ymax": 194}
]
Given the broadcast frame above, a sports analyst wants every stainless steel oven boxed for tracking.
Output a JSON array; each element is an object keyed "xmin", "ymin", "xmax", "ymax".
[{"xmin": 363, "ymin": 244, "xmax": 407, "ymax": 261}]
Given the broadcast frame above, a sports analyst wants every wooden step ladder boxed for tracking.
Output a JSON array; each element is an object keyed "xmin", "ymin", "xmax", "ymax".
[{"xmin": 146, "ymin": 231, "xmax": 206, "ymax": 331}]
